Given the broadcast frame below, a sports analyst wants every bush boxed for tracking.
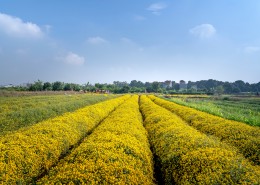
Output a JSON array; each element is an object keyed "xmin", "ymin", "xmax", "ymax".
[{"xmin": 140, "ymin": 95, "xmax": 260, "ymax": 184}]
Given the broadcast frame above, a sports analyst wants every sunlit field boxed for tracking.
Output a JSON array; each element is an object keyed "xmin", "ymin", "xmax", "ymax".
[{"xmin": 0, "ymin": 94, "xmax": 259, "ymax": 184}]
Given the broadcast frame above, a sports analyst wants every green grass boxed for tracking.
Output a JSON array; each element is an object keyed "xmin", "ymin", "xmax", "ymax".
[
  {"xmin": 162, "ymin": 95, "xmax": 260, "ymax": 126},
  {"xmin": 0, "ymin": 94, "xmax": 118, "ymax": 136}
]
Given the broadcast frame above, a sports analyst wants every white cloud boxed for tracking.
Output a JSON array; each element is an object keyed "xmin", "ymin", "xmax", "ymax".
[
  {"xmin": 134, "ymin": 15, "xmax": 146, "ymax": 21},
  {"xmin": 0, "ymin": 12, "xmax": 43, "ymax": 39},
  {"xmin": 87, "ymin": 36, "xmax": 108, "ymax": 45},
  {"xmin": 147, "ymin": 3, "xmax": 167, "ymax": 15},
  {"xmin": 244, "ymin": 46, "xmax": 260, "ymax": 54},
  {"xmin": 63, "ymin": 52, "xmax": 85, "ymax": 65},
  {"xmin": 190, "ymin": 24, "xmax": 216, "ymax": 39}
]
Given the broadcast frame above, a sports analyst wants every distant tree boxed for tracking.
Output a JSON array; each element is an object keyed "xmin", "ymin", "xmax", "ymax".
[
  {"xmin": 120, "ymin": 86, "xmax": 130, "ymax": 93},
  {"xmin": 152, "ymin": 81, "xmax": 160, "ymax": 92},
  {"xmin": 173, "ymin": 83, "xmax": 180, "ymax": 91},
  {"xmin": 72, "ymin": 84, "xmax": 81, "ymax": 91},
  {"xmin": 64, "ymin": 83, "xmax": 73, "ymax": 91},
  {"xmin": 43, "ymin": 82, "xmax": 52, "ymax": 91},
  {"xmin": 130, "ymin": 80, "xmax": 144, "ymax": 88},
  {"xmin": 29, "ymin": 80, "xmax": 43, "ymax": 91},
  {"xmin": 215, "ymin": 85, "xmax": 224, "ymax": 95},
  {"xmin": 52, "ymin": 81, "xmax": 64, "ymax": 91}
]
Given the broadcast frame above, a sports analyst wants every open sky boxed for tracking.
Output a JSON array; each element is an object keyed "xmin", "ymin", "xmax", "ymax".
[{"xmin": 0, "ymin": 1, "xmax": 260, "ymax": 85}]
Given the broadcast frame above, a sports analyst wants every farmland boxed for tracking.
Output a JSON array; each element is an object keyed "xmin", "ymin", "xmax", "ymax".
[
  {"xmin": 0, "ymin": 94, "xmax": 259, "ymax": 184},
  {"xmin": 0, "ymin": 93, "xmax": 118, "ymax": 136},
  {"xmin": 162, "ymin": 94, "xmax": 260, "ymax": 126}
]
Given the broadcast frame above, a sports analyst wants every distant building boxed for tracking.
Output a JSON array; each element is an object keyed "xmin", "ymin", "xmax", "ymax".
[
  {"xmin": 1, "ymin": 84, "xmax": 15, "ymax": 88},
  {"xmin": 179, "ymin": 80, "xmax": 187, "ymax": 90}
]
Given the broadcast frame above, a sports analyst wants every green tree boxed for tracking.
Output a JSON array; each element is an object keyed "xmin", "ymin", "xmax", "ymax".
[
  {"xmin": 64, "ymin": 83, "xmax": 73, "ymax": 91},
  {"xmin": 43, "ymin": 82, "xmax": 52, "ymax": 91},
  {"xmin": 152, "ymin": 81, "xmax": 160, "ymax": 92},
  {"xmin": 29, "ymin": 80, "xmax": 43, "ymax": 91},
  {"xmin": 52, "ymin": 81, "xmax": 64, "ymax": 91},
  {"xmin": 215, "ymin": 85, "xmax": 224, "ymax": 95}
]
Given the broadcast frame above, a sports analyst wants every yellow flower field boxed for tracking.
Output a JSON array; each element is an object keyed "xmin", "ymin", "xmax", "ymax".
[
  {"xmin": 1, "ymin": 93, "xmax": 259, "ymax": 184},
  {"xmin": 37, "ymin": 95, "xmax": 155, "ymax": 184},
  {"xmin": 0, "ymin": 95, "xmax": 129, "ymax": 184},
  {"xmin": 0, "ymin": 94, "xmax": 116, "ymax": 136},
  {"xmin": 140, "ymin": 95, "xmax": 260, "ymax": 184},
  {"xmin": 149, "ymin": 95, "xmax": 260, "ymax": 165}
]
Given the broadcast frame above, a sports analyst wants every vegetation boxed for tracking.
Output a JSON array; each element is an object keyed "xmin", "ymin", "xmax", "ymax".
[
  {"xmin": 0, "ymin": 93, "xmax": 259, "ymax": 184},
  {"xmin": 0, "ymin": 95, "xmax": 129, "ymax": 184},
  {"xmin": 149, "ymin": 95, "xmax": 260, "ymax": 165},
  {"xmin": 140, "ymin": 95, "xmax": 260, "ymax": 184},
  {"xmin": 162, "ymin": 95, "xmax": 260, "ymax": 126},
  {"xmin": 0, "ymin": 94, "xmax": 117, "ymax": 136},
  {"xmin": 38, "ymin": 95, "xmax": 155, "ymax": 184},
  {"xmin": 2, "ymin": 79, "xmax": 260, "ymax": 94}
]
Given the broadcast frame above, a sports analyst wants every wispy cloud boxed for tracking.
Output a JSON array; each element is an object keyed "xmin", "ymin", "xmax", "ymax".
[
  {"xmin": 190, "ymin": 24, "xmax": 216, "ymax": 39},
  {"xmin": 63, "ymin": 52, "xmax": 85, "ymax": 65},
  {"xmin": 87, "ymin": 36, "xmax": 108, "ymax": 45},
  {"xmin": 244, "ymin": 46, "xmax": 260, "ymax": 54},
  {"xmin": 0, "ymin": 12, "xmax": 43, "ymax": 39},
  {"xmin": 147, "ymin": 3, "xmax": 167, "ymax": 15}
]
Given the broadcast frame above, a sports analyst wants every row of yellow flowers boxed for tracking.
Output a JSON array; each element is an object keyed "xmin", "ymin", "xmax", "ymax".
[
  {"xmin": 0, "ymin": 95, "xmax": 129, "ymax": 184},
  {"xmin": 140, "ymin": 95, "xmax": 260, "ymax": 184},
  {"xmin": 0, "ymin": 94, "xmax": 115, "ymax": 136},
  {"xmin": 37, "ymin": 95, "xmax": 155, "ymax": 184},
  {"xmin": 149, "ymin": 95, "xmax": 260, "ymax": 165}
]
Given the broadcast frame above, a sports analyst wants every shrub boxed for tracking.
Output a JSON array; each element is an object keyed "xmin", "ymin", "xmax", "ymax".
[
  {"xmin": 149, "ymin": 95, "xmax": 260, "ymax": 165},
  {"xmin": 140, "ymin": 95, "xmax": 260, "ymax": 184}
]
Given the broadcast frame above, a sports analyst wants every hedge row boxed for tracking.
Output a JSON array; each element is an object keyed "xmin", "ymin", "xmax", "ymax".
[
  {"xmin": 140, "ymin": 95, "xmax": 260, "ymax": 184},
  {"xmin": 37, "ymin": 95, "xmax": 155, "ymax": 184},
  {"xmin": 0, "ymin": 95, "xmax": 129, "ymax": 184},
  {"xmin": 0, "ymin": 94, "xmax": 116, "ymax": 136},
  {"xmin": 149, "ymin": 95, "xmax": 260, "ymax": 165}
]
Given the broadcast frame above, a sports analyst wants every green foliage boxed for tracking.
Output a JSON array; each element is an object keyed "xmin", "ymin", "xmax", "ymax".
[
  {"xmin": 163, "ymin": 95, "xmax": 260, "ymax": 126},
  {"xmin": 0, "ymin": 94, "xmax": 117, "ymax": 136},
  {"xmin": 52, "ymin": 81, "xmax": 64, "ymax": 91}
]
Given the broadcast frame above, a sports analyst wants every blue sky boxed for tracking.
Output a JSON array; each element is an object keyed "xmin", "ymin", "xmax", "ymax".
[{"xmin": 0, "ymin": 1, "xmax": 259, "ymax": 85}]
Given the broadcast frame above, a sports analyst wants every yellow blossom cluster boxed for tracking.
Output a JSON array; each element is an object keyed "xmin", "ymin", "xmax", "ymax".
[
  {"xmin": 0, "ymin": 94, "xmax": 116, "ymax": 136},
  {"xmin": 149, "ymin": 95, "xmax": 260, "ymax": 165},
  {"xmin": 0, "ymin": 95, "xmax": 129, "ymax": 184},
  {"xmin": 140, "ymin": 95, "xmax": 260, "ymax": 184},
  {"xmin": 37, "ymin": 95, "xmax": 155, "ymax": 185}
]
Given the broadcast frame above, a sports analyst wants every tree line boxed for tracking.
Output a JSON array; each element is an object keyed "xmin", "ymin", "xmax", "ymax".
[{"xmin": 2, "ymin": 79, "xmax": 260, "ymax": 95}]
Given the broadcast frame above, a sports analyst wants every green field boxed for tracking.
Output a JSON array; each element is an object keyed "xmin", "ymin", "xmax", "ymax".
[
  {"xmin": 161, "ymin": 95, "xmax": 260, "ymax": 126},
  {"xmin": 0, "ymin": 94, "xmax": 259, "ymax": 184},
  {"xmin": 0, "ymin": 93, "xmax": 117, "ymax": 136}
]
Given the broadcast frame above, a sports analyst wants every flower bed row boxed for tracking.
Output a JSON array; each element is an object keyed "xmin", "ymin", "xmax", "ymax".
[
  {"xmin": 149, "ymin": 95, "xmax": 260, "ymax": 165},
  {"xmin": 0, "ymin": 94, "xmax": 115, "ymax": 136},
  {"xmin": 0, "ymin": 95, "xmax": 129, "ymax": 184},
  {"xmin": 37, "ymin": 95, "xmax": 155, "ymax": 184},
  {"xmin": 140, "ymin": 95, "xmax": 260, "ymax": 184}
]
